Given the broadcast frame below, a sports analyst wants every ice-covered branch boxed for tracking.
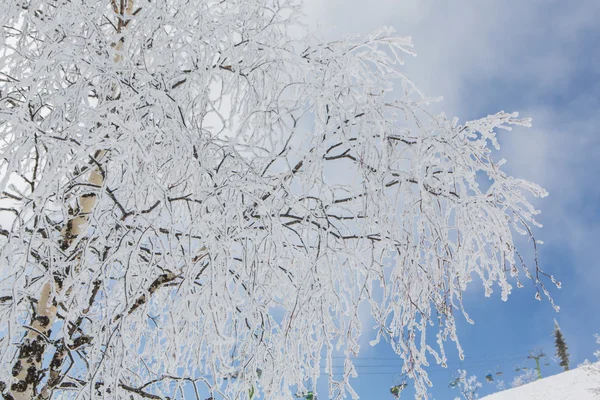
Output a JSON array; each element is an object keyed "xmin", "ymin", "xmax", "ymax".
[{"xmin": 0, "ymin": 1, "xmax": 552, "ymax": 398}]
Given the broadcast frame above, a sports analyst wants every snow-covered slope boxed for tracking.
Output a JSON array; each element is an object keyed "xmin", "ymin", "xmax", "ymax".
[{"xmin": 482, "ymin": 363, "xmax": 600, "ymax": 400}]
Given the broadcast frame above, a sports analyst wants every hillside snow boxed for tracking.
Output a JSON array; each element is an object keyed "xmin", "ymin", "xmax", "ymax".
[{"xmin": 481, "ymin": 362, "xmax": 600, "ymax": 400}]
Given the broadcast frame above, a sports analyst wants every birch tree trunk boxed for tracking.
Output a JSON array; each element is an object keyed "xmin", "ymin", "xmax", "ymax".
[
  {"xmin": 9, "ymin": 160, "xmax": 105, "ymax": 399},
  {"xmin": 7, "ymin": 0, "xmax": 133, "ymax": 396}
]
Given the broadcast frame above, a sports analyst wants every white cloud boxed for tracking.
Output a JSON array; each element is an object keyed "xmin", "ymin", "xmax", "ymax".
[
  {"xmin": 304, "ymin": 0, "xmax": 599, "ymax": 114},
  {"xmin": 304, "ymin": 0, "xmax": 600, "ymax": 322}
]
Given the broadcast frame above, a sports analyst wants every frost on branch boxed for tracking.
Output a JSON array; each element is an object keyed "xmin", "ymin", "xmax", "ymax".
[
  {"xmin": 0, "ymin": 0, "xmax": 551, "ymax": 398},
  {"xmin": 452, "ymin": 369, "xmax": 481, "ymax": 400}
]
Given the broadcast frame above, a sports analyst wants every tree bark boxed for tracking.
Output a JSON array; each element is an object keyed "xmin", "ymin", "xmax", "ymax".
[{"xmin": 8, "ymin": 0, "xmax": 135, "ymax": 395}]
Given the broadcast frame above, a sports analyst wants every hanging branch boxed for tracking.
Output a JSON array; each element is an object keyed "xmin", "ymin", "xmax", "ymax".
[{"xmin": 0, "ymin": 1, "xmax": 554, "ymax": 398}]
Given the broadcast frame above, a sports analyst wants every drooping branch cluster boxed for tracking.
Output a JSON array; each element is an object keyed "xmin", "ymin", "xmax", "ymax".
[{"xmin": 0, "ymin": 0, "xmax": 552, "ymax": 399}]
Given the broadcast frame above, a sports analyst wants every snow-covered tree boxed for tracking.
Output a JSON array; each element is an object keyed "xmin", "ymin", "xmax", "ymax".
[
  {"xmin": 453, "ymin": 370, "xmax": 481, "ymax": 400},
  {"xmin": 553, "ymin": 320, "xmax": 570, "ymax": 371},
  {"xmin": 0, "ymin": 0, "xmax": 553, "ymax": 398},
  {"xmin": 587, "ymin": 340, "xmax": 600, "ymax": 397},
  {"xmin": 495, "ymin": 380, "xmax": 506, "ymax": 391},
  {"xmin": 511, "ymin": 369, "xmax": 538, "ymax": 388}
]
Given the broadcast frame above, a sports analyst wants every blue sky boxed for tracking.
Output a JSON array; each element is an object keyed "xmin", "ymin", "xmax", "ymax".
[{"xmin": 303, "ymin": 0, "xmax": 600, "ymax": 398}]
